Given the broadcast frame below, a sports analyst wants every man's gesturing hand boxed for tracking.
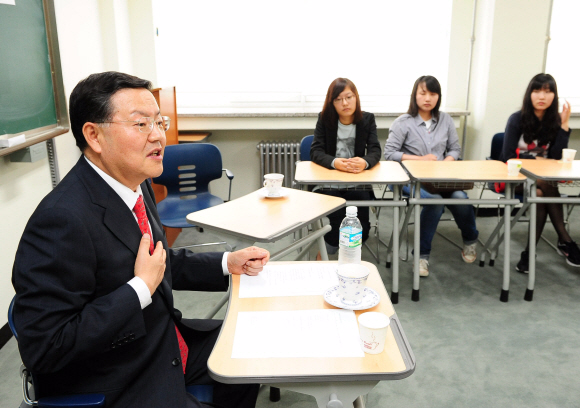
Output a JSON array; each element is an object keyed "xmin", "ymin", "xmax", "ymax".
[
  {"xmin": 134, "ymin": 233, "xmax": 166, "ymax": 295},
  {"xmin": 227, "ymin": 246, "xmax": 270, "ymax": 276}
]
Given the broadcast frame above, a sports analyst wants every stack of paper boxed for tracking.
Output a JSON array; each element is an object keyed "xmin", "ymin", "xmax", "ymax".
[
  {"xmin": 232, "ymin": 309, "xmax": 364, "ymax": 358},
  {"xmin": 239, "ymin": 263, "xmax": 338, "ymax": 298}
]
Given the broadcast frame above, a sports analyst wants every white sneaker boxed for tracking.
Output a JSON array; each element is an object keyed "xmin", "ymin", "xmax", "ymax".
[
  {"xmin": 462, "ymin": 242, "xmax": 477, "ymax": 263},
  {"xmin": 419, "ymin": 259, "xmax": 429, "ymax": 277}
]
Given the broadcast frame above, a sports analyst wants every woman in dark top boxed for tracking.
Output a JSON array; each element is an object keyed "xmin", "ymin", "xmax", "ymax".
[
  {"xmin": 500, "ymin": 73, "xmax": 579, "ymax": 271},
  {"xmin": 310, "ymin": 77, "xmax": 382, "ymax": 254}
]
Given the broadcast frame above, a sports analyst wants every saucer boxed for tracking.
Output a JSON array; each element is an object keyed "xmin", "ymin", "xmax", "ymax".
[
  {"xmin": 258, "ymin": 188, "xmax": 287, "ymax": 199},
  {"xmin": 323, "ymin": 285, "xmax": 380, "ymax": 311}
]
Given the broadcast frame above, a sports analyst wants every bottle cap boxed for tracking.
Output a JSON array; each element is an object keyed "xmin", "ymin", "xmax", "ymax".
[{"xmin": 346, "ymin": 206, "xmax": 358, "ymax": 216}]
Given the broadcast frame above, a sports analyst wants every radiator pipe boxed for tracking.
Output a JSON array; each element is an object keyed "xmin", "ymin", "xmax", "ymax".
[{"xmin": 257, "ymin": 140, "xmax": 301, "ymax": 187}]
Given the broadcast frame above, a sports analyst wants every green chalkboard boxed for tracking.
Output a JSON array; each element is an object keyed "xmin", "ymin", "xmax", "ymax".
[
  {"xmin": 0, "ymin": 0, "xmax": 67, "ymax": 158},
  {"xmin": 0, "ymin": 0, "xmax": 57, "ymax": 135}
]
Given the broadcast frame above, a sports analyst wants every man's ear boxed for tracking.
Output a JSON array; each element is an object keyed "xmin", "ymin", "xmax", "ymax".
[{"xmin": 83, "ymin": 122, "xmax": 103, "ymax": 154}]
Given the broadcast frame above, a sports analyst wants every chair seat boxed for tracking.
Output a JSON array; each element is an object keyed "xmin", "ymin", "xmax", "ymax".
[
  {"xmin": 185, "ymin": 385, "xmax": 213, "ymax": 403},
  {"xmin": 37, "ymin": 393, "xmax": 105, "ymax": 407},
  {"xmin": 157, "ymin": 193, "xmax": 224, "ymax": 228}
]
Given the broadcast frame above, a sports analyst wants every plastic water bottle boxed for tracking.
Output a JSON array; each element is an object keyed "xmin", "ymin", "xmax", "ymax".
[{"xmin": 338, "ymin": 206, "xmax": 362, "ymax": 265}]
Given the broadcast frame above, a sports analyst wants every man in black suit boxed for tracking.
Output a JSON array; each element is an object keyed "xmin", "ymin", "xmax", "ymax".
[{"xmin": 12, "ymin": 72, "xmax": 269, "ymax": 408}]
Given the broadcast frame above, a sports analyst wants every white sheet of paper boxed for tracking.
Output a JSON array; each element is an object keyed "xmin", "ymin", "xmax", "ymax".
[
  {"xmin": 0, "ymin": 0, "xmax": 16, "ymax": 5},
  {"xmin": 239, "ymin": 263, "xmax": 339, "ymax": 298},
  {"xmin": 231, "ymin": 309, "xmax": 364, "ymax": 358}
]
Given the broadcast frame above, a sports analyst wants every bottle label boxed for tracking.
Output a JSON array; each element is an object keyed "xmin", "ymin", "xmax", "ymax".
[{"xmin": 339, "ymin": 228, "xmax": 362, "ymax": 248}]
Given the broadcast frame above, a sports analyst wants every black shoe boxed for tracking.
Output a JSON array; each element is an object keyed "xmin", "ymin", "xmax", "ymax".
[
  {"xmin": 516, "ymin": 251, "xmax": 529, "ymax": 274},
  {"xmin": 557, "ymin": 240, "xmax": 568, "ymax": 257},
  {"xmin": 557, "ymin": 240, "xmax": 580, "ymax": 267}
]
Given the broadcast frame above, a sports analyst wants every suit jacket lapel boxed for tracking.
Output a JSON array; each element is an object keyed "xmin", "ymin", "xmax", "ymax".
[
  {"xmin": 75, "ymin": 157, "xmax": 143, "ymax": 256},
  {"xmin": 141, "ymin": 180, "xmax": 174, "ymax": 309},
  {"xmin": 355, "ymin": 120, "xmax": 365, "ymax": 157},
  {"xmin": 76, "ymin": 157, "xmax": 176, "ymax": 312}
]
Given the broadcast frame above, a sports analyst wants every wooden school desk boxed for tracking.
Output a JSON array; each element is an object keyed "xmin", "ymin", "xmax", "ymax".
[
  {"xmin": 178, "ymin": 130, "xmax": 211, "ymax": 143},
  {"xmin": 519, "ymin": 159, "xmax": 580, "ymax": 301},
  {"xmin": 401, "ymin": 160, "xmax": 526, "ymax": 302},
  {"xmin": 207, "ymin": 261, "xmax": 415, "ymax": 408},
  {"xmin": 294, "ymin": 161, "xmax": 410, "ymax": 304},
  {"xmin": 186, "ymin": 188, "xmax": 345, "ymax": 317}
]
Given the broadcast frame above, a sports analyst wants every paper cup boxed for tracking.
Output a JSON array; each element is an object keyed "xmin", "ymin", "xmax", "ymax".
[
  {"xmin": 263, "ymin": 173, "xmax": 284, "ymax": 196},
  {"xmin": 336, "ymin": 264, "xmax": 369, "ymax": 306},
  {"xmin": 358, "ymin": 312, "xmax": 390, "ymax": 354},
  {"xmin": 507, "ymin": 160, "xmax": 522, "ymax": 176},
  {"xmin": 562, "ymin": 149, "xmax": 576, "ymax": 163}
]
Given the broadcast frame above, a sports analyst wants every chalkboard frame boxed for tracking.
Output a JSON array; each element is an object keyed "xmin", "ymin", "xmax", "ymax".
[{"xmin": 0, "ymin": 0, "xmax": 69, "ymax": 158}]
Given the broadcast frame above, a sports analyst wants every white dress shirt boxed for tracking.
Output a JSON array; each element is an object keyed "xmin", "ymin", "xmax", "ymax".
[{"xmin": 85, "ymin": 156, "xmax": 230, "ymax": 309}]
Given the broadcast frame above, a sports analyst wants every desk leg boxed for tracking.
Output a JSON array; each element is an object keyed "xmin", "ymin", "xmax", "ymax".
[
  {"xmin": 500, "ymin": 183, "xmax": 512, "ymax": 302},
  {"xmin": 276, "ymin": 381, "xmax": 378, "ymax": 408},
  {"xmin": 412, "ymin": 182, "xmax": 421, "ymax": 302},
  {"xmin": 315, "ymin": 219, "xmax": 330, "ymax": 261},
  {"xmin": 526, "ymin": 179, "xmax": 537, "ymax": 301},
  {"xmin": 479, "ymin": 216, "xmax": 505, "ymax": 267},
  {"xmin": 488, "ymin": 202, "xmax": 530, "ymax": 267},
  {"xmin": 392, "ymin": 185, "xmax": 400, "ymax": 304}
]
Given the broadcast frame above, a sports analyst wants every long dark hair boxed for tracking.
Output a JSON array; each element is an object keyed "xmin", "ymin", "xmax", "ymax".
[
  {"xmin": 321, "ymin": 78, "xmax": 363, "ymax": 127},
  {"xmin": 407, "ymin": 75, "xmax": 442, "ymax": 120},
  {"xmin": 520, "ymin": 73, "xmax": 561, "ymax": 145}
]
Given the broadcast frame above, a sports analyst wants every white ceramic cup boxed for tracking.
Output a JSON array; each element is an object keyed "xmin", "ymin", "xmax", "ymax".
[
  {"xmin": 336, "ymin": 264, "xmax": 369, "ymax": 306},
  {"xmin": 562, "ymin": 148, "xmax": 576, "ymax": 163},
  {"xmin": 358, "ymin": 312, "xmax": 390, "ymax": 354},
  {"xmin": 507, "ymin": 159, "xmax": 522, "ymax": 176},
  {"xmin": 263, "ymin": 173, "xmax": 284, "ymax": 196}
]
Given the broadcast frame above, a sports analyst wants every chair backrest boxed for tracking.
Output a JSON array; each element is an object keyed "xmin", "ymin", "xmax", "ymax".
[
  {"xmin": 489, "ymin": 132, "xmax": 505, "ymax": 161},
  {"xmin": 300, "ymin": 135, "xmax": 314, "ymax": 161},
  {"xmin": 8, "ymin": 295, "xmax": 17, "ymax": 341},
  {"xmin": 153, "ymin": 143, "xmax": 223, "ymax": 197}
]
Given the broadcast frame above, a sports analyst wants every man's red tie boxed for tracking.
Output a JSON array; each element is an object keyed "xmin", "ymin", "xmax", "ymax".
[{"xmin": 133, "ymin": 195, "xmax": 189, "ymax": 374}]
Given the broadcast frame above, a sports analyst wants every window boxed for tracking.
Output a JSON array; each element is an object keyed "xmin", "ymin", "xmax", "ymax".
[
  {"xmin": 153, "ymin": 0, "xmax": 453, "ymax": 114},
  {"xmin": 546, "ymin": 0, "xmax": 580, "ymax": 107}
]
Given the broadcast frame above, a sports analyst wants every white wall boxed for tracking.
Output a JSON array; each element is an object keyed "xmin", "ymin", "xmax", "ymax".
[
  {"xmin": 0, "ymin": 0, "xmax": 568, "ymax": 325},
  {"xmin": 0, "ymin": 0, "xmax": 158, "ymax": 326},
  {"xmin": 0, "ymin": 0, "xmax": 106, "ymax": 326},
  {"xmin": 464, "ymin": 0, "xmax": 552, "ymax": 161}
]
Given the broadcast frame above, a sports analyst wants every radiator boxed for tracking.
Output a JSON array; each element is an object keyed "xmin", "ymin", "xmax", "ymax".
[{"xmin": 257, "ymin": 141, "xmax": 301, "ymax": 188}]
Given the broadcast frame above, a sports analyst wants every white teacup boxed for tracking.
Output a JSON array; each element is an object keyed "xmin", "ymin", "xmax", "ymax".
[
  {"xmin": 336, "ymin": 264, "xmax": 369, "ymax": 306},
  {"xmin": 562, "ymin": 148, "xmax": 576, "ymax": 163},
  {"xmin": 358, "ymin": 312, "xmax": 390, "ymax": 354},
  {"xmin": 507, "ymin": 159, "xmax": 522, "ymax": 176},
  {"xmin": 263, "ymin": 173, "xmax": 284, "ymax": 196}
]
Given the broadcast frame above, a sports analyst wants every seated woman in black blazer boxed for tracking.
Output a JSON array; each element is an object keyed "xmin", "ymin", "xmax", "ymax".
[
  {"xmin": 499, "ymin": 73, "xmax": 580, "ymax": 271},
  {"xmin": 310, "ymin": 77, "xmax": 382, "ymax": 255}
]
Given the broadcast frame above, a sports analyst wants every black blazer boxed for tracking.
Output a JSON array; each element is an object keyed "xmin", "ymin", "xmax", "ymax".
[
  {"xmin": 12, "ymin": 156, "xmax": 227, "ymax": 408},
  {"xmin": 310, "ymin": 111, "xmax": 382, "ymax": 169}
]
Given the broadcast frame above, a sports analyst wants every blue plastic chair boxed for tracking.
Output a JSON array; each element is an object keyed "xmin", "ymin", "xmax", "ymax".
[
  {"xmin": 9, "ymin": 297, "xmax": 213, "ymax": 406},
  {"xmin": 299, "ymin": 135, "xmax": 314, "ymax": 161},
  {"xmin": 153, "ymin": 143, "xmax": 233, "ymax": 232},
  {"xmin": 9, "ymin": 296, "xmax": 105, "ymax": 407},
  {"xmin": 489, "ymin": 132, "xmax": 505, "ymax": 161},
  {"xmin": 186, "ymin": 385, "xmax": 213, "ymax": 404}
]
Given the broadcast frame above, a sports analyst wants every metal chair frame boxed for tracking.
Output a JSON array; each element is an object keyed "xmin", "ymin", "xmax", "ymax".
[
  {"xmin": 8, "ymin": 296, "xmax": 213, "ymax": 406},
  {"xmin": 474, "ymin": 132, "xmax": 578, "ymax": 266},
  {"xmin": 297, "ymin": 135, "xmax": 385, "ymax": 263},
  {"xmin": 153, "ymin": 143, "xmax": 234, "ymax": 251}
]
